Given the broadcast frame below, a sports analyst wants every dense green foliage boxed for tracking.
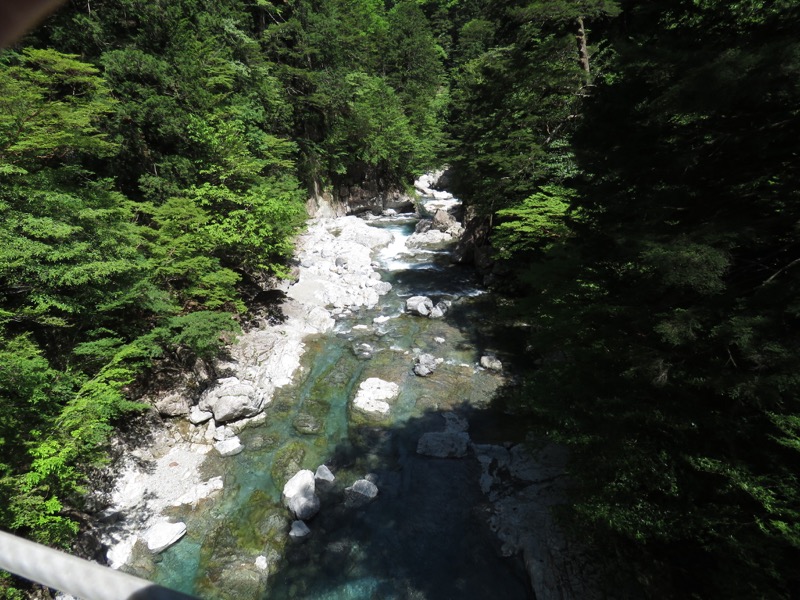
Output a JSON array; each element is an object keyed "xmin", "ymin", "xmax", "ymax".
[{"xmin": 448, "ymin": 0, "xmax": 800, "ymax": 597}]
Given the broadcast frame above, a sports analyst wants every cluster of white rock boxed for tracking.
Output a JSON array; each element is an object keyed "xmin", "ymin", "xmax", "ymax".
[
  {"xmin": 281, "ymin": 465, "xmax": 378, "ymax": 541},
  {"xmin": 288, "ymin": 216, "xmax": 394, "ymax": 313}
]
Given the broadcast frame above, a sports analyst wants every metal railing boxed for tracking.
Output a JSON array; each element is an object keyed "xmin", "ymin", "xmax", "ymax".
[{"xmin": 0, "ymin": 530, "xmax": 197, "ymax": 600}]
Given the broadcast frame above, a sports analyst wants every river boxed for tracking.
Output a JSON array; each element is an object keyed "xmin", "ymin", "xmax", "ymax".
[{"xmin": 119, "ymin": 192, "xmax": 536, "ymax": 599}]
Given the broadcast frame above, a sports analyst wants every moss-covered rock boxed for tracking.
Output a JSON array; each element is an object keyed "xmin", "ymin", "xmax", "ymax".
[{"xmin": 271, "ymin": 441, "xmax": 307, "ymax": 489}]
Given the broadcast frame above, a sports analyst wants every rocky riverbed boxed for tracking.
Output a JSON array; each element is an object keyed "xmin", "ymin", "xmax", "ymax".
[{"xmin": 95, "ymin": 174, "xmax": 594, "ymax": 599}]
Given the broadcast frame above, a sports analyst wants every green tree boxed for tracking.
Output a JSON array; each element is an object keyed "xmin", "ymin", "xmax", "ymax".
[{"xmin": 489, "ymin": 1, "xmax": 800, "ymax": 596}]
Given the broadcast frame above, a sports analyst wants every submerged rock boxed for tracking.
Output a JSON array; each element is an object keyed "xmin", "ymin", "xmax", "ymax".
[
  {"xmin": 172, "ymin": 477, "xmax": 224, "ymax": 507},
  {"xmin": 417, "ymin": 431, "xmax": 471, "ymax": 458},
  {"xmin": 144, "ymin": 521, "xmax": 186, "ymax": 553},
  {"xmin": 353, "ymin": 342, "xmax": 374, "ymax": 359}
]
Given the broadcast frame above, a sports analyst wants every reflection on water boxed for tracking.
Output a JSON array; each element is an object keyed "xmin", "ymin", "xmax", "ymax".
[{"xmin": 150, "ymin": 206, "xmax": 532, "ymax": 599}]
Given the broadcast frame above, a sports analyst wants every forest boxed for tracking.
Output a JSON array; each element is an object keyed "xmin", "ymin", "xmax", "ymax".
[{"xmin": 1, "ymin": 0, "xmax": 798, "ymax": 598}]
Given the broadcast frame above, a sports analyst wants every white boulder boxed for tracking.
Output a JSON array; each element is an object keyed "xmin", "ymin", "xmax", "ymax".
[
  {"xmin": 144, "ymin": 521, "xmax": 186, "ymax": 553},
  {"xmin": 413, "ymin": 353, "xmax": 439, "ymax": 377},
  {"xmin": 188, "ymin": 405, "xmax": 213, "ymax": 425},
  {"xmin": 480, "ymin": 355, "xmax": 503, "ymax": 372},
  {"xmin": 315, "ymin": 464, "xmax": 336, "ymax": 487},
  {"xmin": 282, "ymin": 470, "xmax": 320, "ymax": 520},
  {"xmin": 199, "ymin": 377, "xmax": 264, "ymax": 423},
  {"xmin": 406, "ymin": 296, "xmax": 434, "ymax": 316},
  {"xmin": 215, "ymin": 436, "xmax": 244, "ymax": 457},
  {"xmin": 352, "ymin": 378, "xmax": 399, "ymax": 416}
]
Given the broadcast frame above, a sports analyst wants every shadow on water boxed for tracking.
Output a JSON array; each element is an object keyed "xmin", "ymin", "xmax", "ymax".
[{"xmin": 264, "ymin": 403, "xmax": 535, "ymax": 600}]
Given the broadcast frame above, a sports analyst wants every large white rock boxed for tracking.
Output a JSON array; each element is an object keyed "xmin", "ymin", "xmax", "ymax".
[
  {"xmin": 199, "ymin": 377, "xmax": 263, "ymax": 423},
  {"xmin": 289, "ymin": 490, "xmax": 320, "ymax": 520},
  {"xmin": 352, "ymin": 378, "xmax": 399, "ymax": 416},
  {"xmin": 407, "ymin": 230, "xmax": 452, "ymax": 247},
  {"xmin": 282, "ymin": 470, "xmax": 320, "ymax": 520},
  {"xmin": 144, "ymin": 521, "xmax": 186, "ymax": 553}
]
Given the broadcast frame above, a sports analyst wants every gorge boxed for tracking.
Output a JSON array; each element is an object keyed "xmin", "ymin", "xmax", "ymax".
[{"xmin": 94, "ymin": 176, "xmax": 583, "ymax": 600}]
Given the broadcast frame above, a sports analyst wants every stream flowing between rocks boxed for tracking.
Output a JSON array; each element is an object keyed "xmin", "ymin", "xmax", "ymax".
[{"xmin": 105, "ymin": 186, "xmax": 568, "ymax": 600}]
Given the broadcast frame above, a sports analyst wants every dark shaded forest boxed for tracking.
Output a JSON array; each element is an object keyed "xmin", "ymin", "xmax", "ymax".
[{"xmin": 1, "ymin": 1, "xmax": 798, "ymax": 598}]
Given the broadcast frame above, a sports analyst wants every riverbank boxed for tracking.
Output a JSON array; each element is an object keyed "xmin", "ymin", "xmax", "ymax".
[{"xmin": 99, "ymin": 214, "xmax": 398, "ymax": 571}]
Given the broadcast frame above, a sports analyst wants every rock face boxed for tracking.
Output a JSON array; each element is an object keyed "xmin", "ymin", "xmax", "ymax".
[
  {"xmin": 352, "ymin": 378, "xmax": 399, "ymax": 416},
  {"xmin": 282, "ymin": 470, "xmax": 320, "ymax": 521},
  {"xmin": 413, "ymin": 353, "xmax": 439, "ymax": 377},
  {"xmin": 154, "ymin": 391, "xmax": 191, "ymax": 417},
  {"xmin": 417, "ymin": 431, "xmax": 471, "ymax": 458},
  {"xmin": 332, "ymin": 181, "xmax": 415, "ymax": 215},
  {"xmin": 474, "ymin": 442, "xmax": 600, "ymax": 599},
  {"xmin": 345, "ymin": 479, "xmax": 379, "ymax": 507},
  {"xmin": 144, "ymin": 521, "xmax": 187, "ymax": 553}
]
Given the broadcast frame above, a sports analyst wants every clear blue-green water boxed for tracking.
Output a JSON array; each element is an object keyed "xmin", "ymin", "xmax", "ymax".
[{"xmin": 146, "ymin": 214, "xmax": 533, "ymax": 600}]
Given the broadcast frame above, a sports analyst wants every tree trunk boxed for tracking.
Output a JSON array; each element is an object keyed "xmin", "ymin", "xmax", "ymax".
[{"xmin": 576, "ymin": 16, "xmax": 591, "ymax": 79}]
